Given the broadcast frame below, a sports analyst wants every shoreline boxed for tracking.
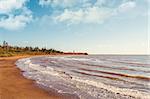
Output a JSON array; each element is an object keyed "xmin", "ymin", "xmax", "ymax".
[{"xmin": 0, "ymin": 55, "xmax": 77, "ymax": 99}]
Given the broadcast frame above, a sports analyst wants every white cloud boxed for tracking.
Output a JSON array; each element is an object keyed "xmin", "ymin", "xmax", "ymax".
[
  {"xmin": 118, "ymin": 1, "xmax": 136, "ymax": 12},
  {"xmin": 39, "ymin": 0, "xmax": 52, "ymax": 6},
  {"xmin": 39, "ymin": 0, "xmax": 78, "ymax": 8},
  {"xmin": 0, "ymin": 0, "xmax": 32, "ymax": 30},
  {"xmin": 39, "ymin": 0, "xmax": 137, "ymax": 24},
  {"xmin": 95, "ymin": 0, "xmax": 117, "ymax": 7},
  {"xmin": 0, "ymin": 0, "xmax": 26, "ymax": 14},
  {"xmin": 39, "ymin": 0, "xmax": 97, "ymax": 9},
  {"xmin": 0, "ymin": 9, "xmax": 32, "ymax": 30},
  {"xmin": 55, "ymin": 9, "xmax": 84, "ymax": 24},
  {"xmin": 84, "ymin": 7, "xmax": 113, "ymax": 23},
  {"xmin": 55, "ymin": 7, "xmax": 113, "ymax": 24}
]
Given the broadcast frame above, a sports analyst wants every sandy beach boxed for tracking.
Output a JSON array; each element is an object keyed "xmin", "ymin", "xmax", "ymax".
[{"xmin": 0, "ymin": 56, "xmax": 75, "ymax": 99}]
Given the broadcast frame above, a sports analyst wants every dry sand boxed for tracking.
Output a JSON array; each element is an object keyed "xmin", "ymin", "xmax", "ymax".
[{"xmin": 0, "ymin": 56, "xmax": 76, "ymax": 99}]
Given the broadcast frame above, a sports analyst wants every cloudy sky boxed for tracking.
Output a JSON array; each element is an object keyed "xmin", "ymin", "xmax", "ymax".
[{"xmin": 0, "ymin": 0, "xmax": 149, "ymax": 54}]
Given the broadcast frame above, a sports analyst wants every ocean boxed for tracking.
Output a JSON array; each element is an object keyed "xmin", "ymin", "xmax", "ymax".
[{"xmin": 16, "ymin": 55, "xmax": 150, "ymax": 99}]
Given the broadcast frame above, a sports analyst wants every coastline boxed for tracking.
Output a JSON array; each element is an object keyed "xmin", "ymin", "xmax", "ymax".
[
  {"xmin": 1, "ymin": 55, "xmax": 149, "ymax": 99},
  {"xmin": 0, "ymin": 55, "xmax": 77, "ymax": 99}
]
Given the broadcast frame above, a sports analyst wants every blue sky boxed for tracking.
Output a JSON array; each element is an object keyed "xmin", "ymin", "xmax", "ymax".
[{"xmin": 0, "ymin": 0, "xmax": 149, "ymax": 54}]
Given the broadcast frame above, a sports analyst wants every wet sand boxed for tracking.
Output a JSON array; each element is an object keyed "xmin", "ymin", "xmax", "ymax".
[{"xmin": 0, "ymin": 56, "xmax": 77, "ymax": 99}]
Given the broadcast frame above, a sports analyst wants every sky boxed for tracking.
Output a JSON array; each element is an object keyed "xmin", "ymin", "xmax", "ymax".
[{"xmin": 0, "ymin": 0, "xmax": 149, "ymax": 54}]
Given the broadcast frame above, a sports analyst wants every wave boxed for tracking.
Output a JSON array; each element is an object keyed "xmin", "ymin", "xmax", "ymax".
[
  {"xmin": 72, "ymin": 70, "xmax": 121, "ymax": 80},
  {"xmin": 109, "ymin": 60, "xmax": 150, "ymax": 67},
  {"xmin": 16, "ymin": 56, "xmax": 150, "ymax": 99},
  {"xmin": 79, "ymin": 62, "xmax": 145, "ymax": 72},
  {"xmin": 50, "ymin": 56, "xmax": 149, "ymax": 73},
  {"xmin": 79, "ymin": 68, "xmax": 150, "ymax": 81}
]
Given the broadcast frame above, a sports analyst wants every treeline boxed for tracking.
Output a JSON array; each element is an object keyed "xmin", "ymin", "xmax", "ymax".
[{"xmin": 0, "ymin": 45, "xmax": 63, "ymax": 57}]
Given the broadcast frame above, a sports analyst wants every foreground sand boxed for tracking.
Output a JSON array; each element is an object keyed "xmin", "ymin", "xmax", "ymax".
[{"xmin": 0, "ymin": 56, "xmax": 75, "ymax": 99}]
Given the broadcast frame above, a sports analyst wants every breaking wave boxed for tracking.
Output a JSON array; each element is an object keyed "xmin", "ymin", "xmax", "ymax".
[{"xmin": 16, "ymin": 55, "xmax": 150, "ymax": 99}]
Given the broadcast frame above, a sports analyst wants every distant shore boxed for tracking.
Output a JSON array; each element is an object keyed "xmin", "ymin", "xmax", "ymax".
[{"xmin": 0, "ymin": 55, "xmax": 78, "ymax": 99}]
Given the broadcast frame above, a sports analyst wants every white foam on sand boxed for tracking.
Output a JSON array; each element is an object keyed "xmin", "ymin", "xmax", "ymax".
[
  {"xmin": 16, "ymin": 57, "xmax": 150, "ymax": 99},
  {"xmin": 72, "ymin": 77, "xmax": 150, "ymax": 99}
]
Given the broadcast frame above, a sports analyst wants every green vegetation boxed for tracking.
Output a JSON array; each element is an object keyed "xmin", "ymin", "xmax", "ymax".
[{"xmin": 0, "ymin": 45, "xmax": 63, "ymax": 57}]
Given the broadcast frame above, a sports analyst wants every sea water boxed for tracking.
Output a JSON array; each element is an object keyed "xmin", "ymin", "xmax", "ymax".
[{"xmin": 16, "ymin": 55, "xmax": 150, "ymax": 99}]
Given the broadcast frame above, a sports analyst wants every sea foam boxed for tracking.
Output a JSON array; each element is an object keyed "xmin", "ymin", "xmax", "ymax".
[{"xmin": 16, "ymin": 56, "xmax": 150, "ymax": 99}]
